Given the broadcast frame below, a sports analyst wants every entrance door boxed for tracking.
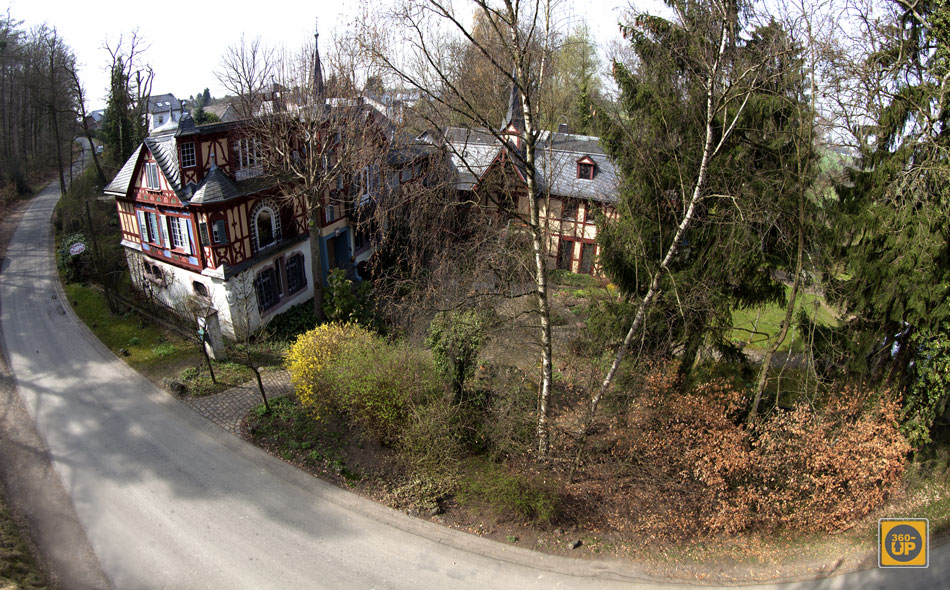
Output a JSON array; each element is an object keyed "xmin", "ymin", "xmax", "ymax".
[
  {"xmin": 326, "ymin": 236, "xmax": 338, "ymax": 270},
  {"xmin": 557, "ymin": 239, "xmax": 574, "ymax": 271},
  {"xmin": 579, "ymin": 242, "xmax": 595, "ymax": 274}
]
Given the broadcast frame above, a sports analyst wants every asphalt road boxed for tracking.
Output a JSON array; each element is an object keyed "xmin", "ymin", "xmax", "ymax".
[{"xmin": 0, "ymin": 177, "xmax": 946, "ymax": 589}]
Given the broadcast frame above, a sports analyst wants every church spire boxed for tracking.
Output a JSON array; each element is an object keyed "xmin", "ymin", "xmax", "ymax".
[
  {"xmin": 313, "ymin": 18, "xmax": 326, "ymax": 104},
  {"xmin": 504, "ymin": 68, "xmax": 525, "ymax": 133}
]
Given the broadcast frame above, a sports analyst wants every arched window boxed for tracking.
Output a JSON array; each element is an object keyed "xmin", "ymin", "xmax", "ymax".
[
  {"xmin": 251, "ymin": 201, "xmax": 281, "ymax": 252},
  {"xmin": 193, "ymin": 281, "xmax": 209, "ymax": 299}
]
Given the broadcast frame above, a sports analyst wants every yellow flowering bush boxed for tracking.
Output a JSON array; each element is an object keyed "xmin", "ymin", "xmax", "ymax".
[
  {"xmin": 286, "ymin": 322, "xmax": 352, "ymax": 417},
  {"xmin": 286, "ymin": 322, "xmax": 443, "ymax": 444}
]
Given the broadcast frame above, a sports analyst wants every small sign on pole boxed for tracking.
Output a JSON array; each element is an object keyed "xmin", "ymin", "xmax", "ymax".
[{"xmin": 69, "ymin": 242, "xmax": 86, "ymax": 256}]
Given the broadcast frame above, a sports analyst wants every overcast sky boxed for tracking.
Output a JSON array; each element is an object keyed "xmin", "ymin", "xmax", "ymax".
[{"xmin": 5, "ymin": 0, "xmax": 647, "ymax": 111}]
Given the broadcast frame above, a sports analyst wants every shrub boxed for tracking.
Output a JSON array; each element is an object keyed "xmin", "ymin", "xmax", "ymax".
[
  {"xmin": 619, "ymin": 363, "xmax": 910, "ymax": 534},
  {"xmin": 904, "ymin": 323, "xmax": 950, "ymax": 448},
  {"xmin": 752, "ymin": 386, "xmax": 910, "ymax": 531},
  {"xmin": 267, "ymin": 299, "xmax": 318, "ymax": 342},
  {"xmin": 425, "ymin": 309, "xmax": 486, "ymax": 400},
  {"xmin": 288, "ymin": 322, "xmax": 460, "ymax": 505},
  {"xmin": 323, "ymin": 269, "xmax": 375, "ymax": 327},
  {"xmin": 458, "ymin": 459, "xmax": 560, "ymax": 523},
  {"xmin": 286, "ymin": 322, "xmax": 442, "ymax": 444},
  {"xmin": 57, "ymin": 232, "xmax": 91, "ymax": 283},
  {"xmin": 472, "ymin": 364, "xmax": 537, "ymax": 460}
]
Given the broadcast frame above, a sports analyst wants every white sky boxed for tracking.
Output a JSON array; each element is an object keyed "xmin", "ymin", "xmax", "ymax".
[{"xmin": 4, "ymin": 0, "xmax": 643, "ymax": 111}]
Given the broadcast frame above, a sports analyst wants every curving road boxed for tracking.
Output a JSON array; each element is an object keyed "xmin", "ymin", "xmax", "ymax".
[{"xmin": 0, "ymin": 177, "xmax": 946, "ymax": 589}]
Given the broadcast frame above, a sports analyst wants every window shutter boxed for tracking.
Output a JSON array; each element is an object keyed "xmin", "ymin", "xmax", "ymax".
[
  {"xmin": 136, "ymin": 210, "xmax": 149, "ymax": 242},
  {"xmin": 184, "ymin": 219, "xmax": 195, "ymax": 255},
  {"xmin": 198, "ymin": 221, "xmax": 210, "ymax": 247},
  {"xmin": 158, "ymin": 214, "xmax": 171, "ymax": 248}
]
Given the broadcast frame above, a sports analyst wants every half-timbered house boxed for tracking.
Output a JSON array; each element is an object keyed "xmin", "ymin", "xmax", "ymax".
[
  {"xmin": 105, "ymin": 114, "xmax": 314, "ymax": 340},
  {"xmin": 439, "ymin": 90, "xmax": 619, "ymax": 275}
]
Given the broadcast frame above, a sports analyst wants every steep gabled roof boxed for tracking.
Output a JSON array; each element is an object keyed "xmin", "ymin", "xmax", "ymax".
[
  {"xmin": 442, "ymin": 127, "xmax": 502, "ymax": 191},
  {"xmin": 144, "ymin": 133, "xmax": 182, "ymax": 195},
  {"xmin": 103, "ymin": 133, "xmax": 188, "ymax": 202},
  {"xmin": 147, "ymin": 93, "xmax": 180, "ymax": 114},
  {"xmin": 536, "ymin": 133, "xmax": 618, "ymax": 203},
  {"xmin": 442, "ymin": 127, "xmax": 619, "ymax": 203},
  {"xmin": 103, "ymin": 144, "xmax": 143, "ymax": 197}
]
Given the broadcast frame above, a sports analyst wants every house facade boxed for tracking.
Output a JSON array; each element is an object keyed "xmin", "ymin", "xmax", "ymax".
[
  {"xmin": 105, "ymin": 107, "xmax": 424, "ymax": 341},
  {"xmin": 104, "ymin": 115, "xmax": 318, "ymax": 341},
  {"xmin": 147, "ymin": 93, "xmax": 184, "ymax": 133},
  {"xmin": 441, "ymin": 117, "xmax": 619, "ymax": 275}
]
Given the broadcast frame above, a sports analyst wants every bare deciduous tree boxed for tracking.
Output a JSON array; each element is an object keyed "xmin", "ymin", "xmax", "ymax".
[
  {"xmin": 362, "ymin": 0, "xmax": 566, "ymax": 456},
  {"xmin": 215, "ymin": 35, "xmax": 277, "ymax": 119}
]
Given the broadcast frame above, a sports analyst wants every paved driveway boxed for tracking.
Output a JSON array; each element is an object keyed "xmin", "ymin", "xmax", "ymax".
[{"xmin": 0, "ymin": 181, "xmax": 946, "ymax": 589}]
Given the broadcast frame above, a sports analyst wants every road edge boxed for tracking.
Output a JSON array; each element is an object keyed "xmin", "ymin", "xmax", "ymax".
[{"xmin": 0, "ymin": 186, "xmax": 112, "ymax": 590}]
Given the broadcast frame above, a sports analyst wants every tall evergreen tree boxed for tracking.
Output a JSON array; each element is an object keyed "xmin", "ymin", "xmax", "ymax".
[
  {"xmin": 102, "ymin": 35, "xmax": 151, "ymax": 163},
  {"xmin": 831, "ymin": 0, "xmax": 950, "ymax": 384},
  {"xmin": 594, "ymin": 6, "xmax": 811, "ymax": 383},
  {"xmin": 102, "ymin": 58, "xmax": 140, "ymax": 163}
]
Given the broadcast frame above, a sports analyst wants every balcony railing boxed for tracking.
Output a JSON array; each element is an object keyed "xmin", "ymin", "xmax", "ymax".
[{"xmin": 235, "ymin": 166, "xmax": 263, "ymax": 181}]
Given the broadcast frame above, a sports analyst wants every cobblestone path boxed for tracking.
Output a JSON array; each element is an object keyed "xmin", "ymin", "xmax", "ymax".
[{"xmin": 181, "ymin": 370, "xmax": 293, "ymax": 435}]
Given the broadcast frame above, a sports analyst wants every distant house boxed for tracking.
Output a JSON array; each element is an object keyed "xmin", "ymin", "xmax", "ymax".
[
  {"xmin": 435, "ymin": 86, "xmax": 619, "ymax": 275},
  {"xmin": 203, "ymin": 102, "xmax": 240, "ymax": 123},
  {"xmin": 83, "ymin": 109, "xmax": 105, "ymax": 131},
  {"xmin": 147, "ymin": 93, "xmax": 185, "ymax": 133}
]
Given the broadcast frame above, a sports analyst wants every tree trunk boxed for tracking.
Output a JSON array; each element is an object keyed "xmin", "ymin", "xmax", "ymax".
[
  {"xmin": 749, "ymin": 185, "xmax": 805, "ymax": 422},
  {"xmin": 308, "ymin": 202, "xmax": 326, "ymax": 323},
  {"xmin": 51, "ymin": 107, "xmax": 66, "ymax": 195},
  {"xmin": 84, "ymin": 198, "xmax": 118, "ymax": 313},
  {"xmin": 569, "ymin": 31, "xmax": 727, "ymax": 480},
  {"xmin": 677, "ymin": 327, "xmax": 705, "ymax": 387},
  {"xmin": 516, "ymin": 76, "xmax": 554, "ymax": 458}
]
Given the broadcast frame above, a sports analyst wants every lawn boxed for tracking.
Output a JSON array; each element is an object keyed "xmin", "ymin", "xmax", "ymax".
[
  {"xmin": 63, "ymin": 283, "xmax": 196, "ymax": 371},
  {"xmin": 731, "ymin": 287, "xmax": 839, "ymax": 352}
]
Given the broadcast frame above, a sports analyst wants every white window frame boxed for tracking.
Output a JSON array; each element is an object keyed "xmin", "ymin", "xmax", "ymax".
[
  {"xmin": 236, "ymin": 137, "xmax": 262, "ymax": 180},
  {"xmin": 145, "ymin": 162, "xmax": 160, "ymax": 190},
  {"xmin": 146, "ymin": 212, "xmax": 161, "ymax": 245},
  {"xmin": 180, "ymin": 142, "xmax": 196, "ymax": 168},
  {"xmin": 168, "ymin": 217, "xmax": 183, "ymax": 249},
  {"xmin": 251, "ymin": 202, "xmax": 281, "ymax": 251}
]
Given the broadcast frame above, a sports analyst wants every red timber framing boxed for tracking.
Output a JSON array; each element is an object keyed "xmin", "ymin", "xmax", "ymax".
[{"xmin": 180, "ymin": 132, "xmax": 233, "ymax": 187}]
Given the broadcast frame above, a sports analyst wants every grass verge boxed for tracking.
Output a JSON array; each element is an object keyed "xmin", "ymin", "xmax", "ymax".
[
  {"xmin": 63, "ymin": 283, "xmax": 196, "ymax": 372},
  {"xmin": 0, "ymin": 489, "xmax": 51, "ymax": 590},
  {"xmin": 731, "ymin": 287, "xmax": 839, "ymax": 352}
]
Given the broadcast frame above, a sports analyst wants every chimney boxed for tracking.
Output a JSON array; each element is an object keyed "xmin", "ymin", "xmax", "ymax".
[{"xmin": 558, "ymin": 123, "xmax": 569, "ymax": 134}]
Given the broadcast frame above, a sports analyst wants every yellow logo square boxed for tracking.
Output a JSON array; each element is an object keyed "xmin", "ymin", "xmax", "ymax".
[{"xmin": 879, "ymin": 518, "xmax": 929, "ymax": 568}]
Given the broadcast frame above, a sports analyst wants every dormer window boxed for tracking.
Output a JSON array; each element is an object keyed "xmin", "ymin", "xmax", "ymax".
[
  {"xmin": 236, "ymin": 137, "xmax": 262, "ymax": 180},
  {"xmin": 145, "ymin": 162, "xmax": 160, "ymax": 190},
  {"xmin": 577, "ymin": 157, "xmax": 595, "ymax": 180}
]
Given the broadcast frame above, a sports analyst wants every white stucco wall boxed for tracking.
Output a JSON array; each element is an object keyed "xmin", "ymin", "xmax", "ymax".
[{"xmin": 124, "ymin": 242, "xmax": 314, "ymax": 340}]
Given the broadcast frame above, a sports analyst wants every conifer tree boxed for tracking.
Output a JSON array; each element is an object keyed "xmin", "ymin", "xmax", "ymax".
[
  {"xmin": 831, "ymin": 0, "xmax": 950, "ymax": 386},
  {"xmin": 594, "ymin": 3, "xmax": 811, "ymax": 384}
]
